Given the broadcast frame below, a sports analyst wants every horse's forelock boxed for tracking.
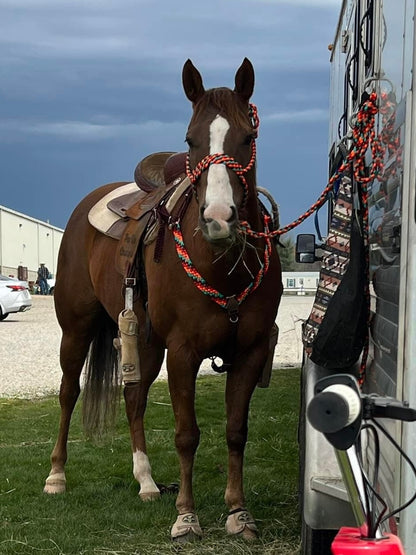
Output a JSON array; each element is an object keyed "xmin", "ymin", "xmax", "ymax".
[{"xmin": 193, "ymin": 88, "xmax": 252, "ymax": 131}]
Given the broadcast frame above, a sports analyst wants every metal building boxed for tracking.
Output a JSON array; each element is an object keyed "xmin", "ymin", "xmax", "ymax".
[{"xmin": 0, "ymin": 205, "xmax": 64, "ymax": 283}]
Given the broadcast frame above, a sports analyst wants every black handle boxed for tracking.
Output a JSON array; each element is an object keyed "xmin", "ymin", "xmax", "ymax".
[{"xmin": 364, "ymin": 397, "xmax": 416, "ymax": 422}]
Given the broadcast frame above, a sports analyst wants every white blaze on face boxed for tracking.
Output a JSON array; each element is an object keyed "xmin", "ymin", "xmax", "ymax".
[
  {"xmin": 203, "ymin": 114, "xmax": 234, "ymax": 231},
  {"xmin": 133, "ymin": 450, "xmax": 160, "ymax": 497}
]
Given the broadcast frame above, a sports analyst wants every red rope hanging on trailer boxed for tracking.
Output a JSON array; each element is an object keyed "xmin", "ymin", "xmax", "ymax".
[{"xmin": 239, "ymin": 92, "xmax": 384, "ymax": 240}]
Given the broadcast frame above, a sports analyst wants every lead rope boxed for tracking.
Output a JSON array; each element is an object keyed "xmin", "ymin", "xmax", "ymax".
[
  {"xmin": 239, "ymin": 92, "xmax": 383, "ymax": 241},
  {"xmin": 238, "ymin": 92, "xmax": 383, "ymax": 385},
  {"xmin": 172, "ymin": 217, "xmax": 272, "ymax": 310},
  {"xmin": 173, "ymin": 94, "xmax": 383, "ymax": 383},
  {"xmin": 172, "ymin": 215, "xmax": 272, "ymax": 374}
]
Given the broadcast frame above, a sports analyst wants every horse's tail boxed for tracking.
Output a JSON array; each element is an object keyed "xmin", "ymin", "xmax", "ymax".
[{"xmin": 82, "ymin": 310, "xmax": 120, "ymax": 437}]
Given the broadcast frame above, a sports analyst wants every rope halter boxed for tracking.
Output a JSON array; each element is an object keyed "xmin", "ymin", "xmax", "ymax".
[
  {"xmin": 173, "ymin": 104, "xmax": 273, "ymax": 312},
  {"xmin": 185, "ymin": 103, "xmax": 259, "ymax": 208}
]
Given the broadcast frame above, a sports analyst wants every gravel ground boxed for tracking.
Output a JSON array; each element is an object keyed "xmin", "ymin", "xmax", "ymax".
[{"xmin": 0, "ymin": 294, "xmax": 313, "ymax": 398}]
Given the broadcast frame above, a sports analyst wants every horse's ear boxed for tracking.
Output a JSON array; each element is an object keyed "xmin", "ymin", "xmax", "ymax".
[
  {"xmin": 234, "ymin": 58, "xmax": 255, "ymax": 102},
  {"xmin": 182, "ymin": 59, "xmax": 205, "ymax": 104}
]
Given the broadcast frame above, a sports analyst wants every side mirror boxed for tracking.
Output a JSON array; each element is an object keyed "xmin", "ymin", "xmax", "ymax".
[{"xmin": 296, "ymin": 234, "xmax": 317, "ymax": 263}]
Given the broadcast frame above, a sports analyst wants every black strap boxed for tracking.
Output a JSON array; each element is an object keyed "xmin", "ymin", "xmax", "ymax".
[{"xmin": 211, "ymin": 296, "xmax": 239, "ymax": 373}]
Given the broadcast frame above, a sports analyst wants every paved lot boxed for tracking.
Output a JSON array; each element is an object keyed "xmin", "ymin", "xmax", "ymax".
[{"xmin": 0, "ymin": 294, "xmax": 313, "ymax": 398}]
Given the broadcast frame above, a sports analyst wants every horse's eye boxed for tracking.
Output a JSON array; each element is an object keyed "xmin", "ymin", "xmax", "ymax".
[{"xmin": 185, "ymin": 136, "xmax": 194, "ymax": 148}]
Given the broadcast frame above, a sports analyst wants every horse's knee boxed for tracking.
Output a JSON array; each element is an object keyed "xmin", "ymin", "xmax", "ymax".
[
  {"xmin": 226, "ymin": 426, "xmax": 247, "ymax": 452},
  {"xmin": 175, "ymin": 427, "xmax": 200, "ymax": 455}
]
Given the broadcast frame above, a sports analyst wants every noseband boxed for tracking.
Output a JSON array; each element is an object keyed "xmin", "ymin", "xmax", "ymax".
[{"xmin": 185, "ymin": 104, "xmax": 259, "ymax": 207}]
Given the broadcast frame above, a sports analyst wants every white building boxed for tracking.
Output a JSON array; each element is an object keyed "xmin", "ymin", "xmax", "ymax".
[
  {"xmin": 0, "ymin": 205, "xmax": 64, "ymax": 283},
  {"xmin": 282, "ymin": 271, "xmax": 319, "ymax": 295}
]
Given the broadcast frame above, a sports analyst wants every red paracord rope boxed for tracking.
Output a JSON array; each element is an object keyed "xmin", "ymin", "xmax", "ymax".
[
  {"xmin": 173, "ymin": 216, "xmax": 273, "ymax": 307},
  {"xmin": 239, "ymin": 92, "xmax": 384, "ymax": 240},
  {"xmin": 356, "ymin": 92, "xmax": 400, "ymax": 384}
]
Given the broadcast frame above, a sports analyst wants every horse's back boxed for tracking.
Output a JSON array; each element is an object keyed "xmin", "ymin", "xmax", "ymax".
[{"xmin": 59, "ymin": 181, "xmax": 129, "ymax": 264}]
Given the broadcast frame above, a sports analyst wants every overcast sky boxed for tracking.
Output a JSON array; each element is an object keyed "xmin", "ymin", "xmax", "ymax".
[{"xmin": 1, "ymin": 0, "xmax": 341, "ymax": 237}]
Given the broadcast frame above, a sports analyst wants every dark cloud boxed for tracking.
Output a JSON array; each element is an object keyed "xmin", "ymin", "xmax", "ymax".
[{"xmin": 0, "ymin": 0, "xmax": 339, "ymax": 235}]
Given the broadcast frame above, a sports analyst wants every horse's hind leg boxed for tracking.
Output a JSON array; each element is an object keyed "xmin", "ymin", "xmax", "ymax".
[
  {"xmin": 123, "ymin": 333, "xmax": 165, "ymax": 501},
  {"xmin": 44, "ymin": 327, "xmax": 94, "ymax": 494}
]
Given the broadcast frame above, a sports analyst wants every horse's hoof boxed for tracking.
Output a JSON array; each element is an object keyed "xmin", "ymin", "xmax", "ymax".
[
  {"xmin": 239, "ymin": 526, "xmax": 258, "ymax": 541},
  {"xmin": 43, "ymin": 472, "xmax": 66, "ymax": 494},
  {"xmin": 225, "ymin": 509, "xmax": 258, "ymax": 540},
  {"xmin": 139, "ymin": 491, "xmax": 161, "ymax": 502},
  {"xmin": 172, "ymin": 530, "xmax": 201, "ymax": 543},
  {"xmin": 171, "ymin": 513, "xmax": 202, "ymax": 542}
]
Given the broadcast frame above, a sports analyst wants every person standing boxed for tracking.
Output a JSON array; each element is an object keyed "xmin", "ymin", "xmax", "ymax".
[{"xmin": 37, "ymin": 263, "xmax": 50, "ymax": 295}]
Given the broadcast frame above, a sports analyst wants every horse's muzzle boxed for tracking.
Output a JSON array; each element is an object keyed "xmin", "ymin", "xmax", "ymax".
[{"xmin": 199, "ymin": 205, "xmax": 238, "ymax": 244}]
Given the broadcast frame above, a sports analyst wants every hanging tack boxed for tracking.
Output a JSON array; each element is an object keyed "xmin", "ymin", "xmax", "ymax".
[{"xmin": 116, "ymin": 277, "xmax": 141, "ymax": 383}]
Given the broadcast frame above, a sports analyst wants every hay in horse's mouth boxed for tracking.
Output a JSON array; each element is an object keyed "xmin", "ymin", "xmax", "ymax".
[
  {"xmin": 198, "ymin": 220, "xmax": 238, "ymax": 249},
  {"xmin": 203, "ymin": 232, "xmax": 236, "ymax": 251}
]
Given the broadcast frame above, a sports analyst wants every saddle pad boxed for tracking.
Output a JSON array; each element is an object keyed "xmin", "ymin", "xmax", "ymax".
[
  {"xmin": 88, "ymin": 182, "xmax": 137, "ymax": 239},
  {"xmin": 165, "ymin": 177, "xmax": 191, "ymax": 212}
]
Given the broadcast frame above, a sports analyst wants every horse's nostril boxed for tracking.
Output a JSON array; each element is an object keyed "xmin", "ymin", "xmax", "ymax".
[
  {"xmin": 227, "ymin": 206, "xmax": 237, "ymax": 223},
  {"xmin": 200, "ymin": 206, "xmax": 215, "ymax": 224},
  {"xmin": 199, "ymin": 205, "xmax": 210, "ymax": 223},
  {"xmin": 201, "ymin": 204, "xmax": 235, "ymax": 227}
]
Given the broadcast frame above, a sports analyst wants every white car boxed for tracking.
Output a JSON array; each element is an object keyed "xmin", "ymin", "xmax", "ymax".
[
  {"xmin": 47, "ymin": 277, "xmax": 55, "ymax": 295},
  {"xmin": 0, "ymin": 274, "xmax": 32, "ymax": 320}
]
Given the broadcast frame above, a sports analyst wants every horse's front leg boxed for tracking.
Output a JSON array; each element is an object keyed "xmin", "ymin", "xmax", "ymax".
[
  {"xmin": 224, "ymin": 340, "xmax": 269, "ymax": 540},
  {"xmin": 166, "ymin": 345, "xmax": 202, "ymax": 542}
]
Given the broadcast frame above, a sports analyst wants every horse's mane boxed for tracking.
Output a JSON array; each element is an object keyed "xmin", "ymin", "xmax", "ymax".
[{"xmin": 193, "ymin": 88, "xmax": 253, "ymax": 131}]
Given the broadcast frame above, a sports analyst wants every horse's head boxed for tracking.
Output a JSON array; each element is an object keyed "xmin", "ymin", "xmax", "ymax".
[{"xmin": 183, "ymin": 58, "xmax": 257, "ymax": 246}]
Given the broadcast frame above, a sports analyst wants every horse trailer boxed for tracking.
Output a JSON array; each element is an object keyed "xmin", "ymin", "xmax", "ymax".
[{"xmin": 299, "ymin": 1, "xmax": 416, "ymax": 553}]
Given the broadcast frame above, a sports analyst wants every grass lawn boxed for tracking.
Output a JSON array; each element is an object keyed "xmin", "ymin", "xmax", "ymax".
[{"xmin": 0, "ymin": 368, "xmax": 301, "ymax": 554}]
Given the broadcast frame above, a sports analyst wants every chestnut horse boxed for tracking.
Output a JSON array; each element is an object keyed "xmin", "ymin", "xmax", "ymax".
[{"xmin": 44, "ymin": 58, "xmax": 282, "ymax": 541}]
